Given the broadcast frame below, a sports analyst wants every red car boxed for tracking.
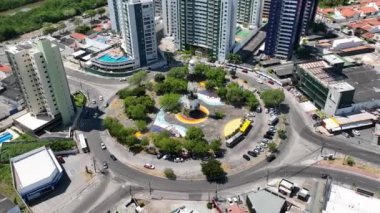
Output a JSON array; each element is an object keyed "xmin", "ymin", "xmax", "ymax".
[{"xmin": 242, "ymin": 69, "xmax": 248, "ymax": 73}]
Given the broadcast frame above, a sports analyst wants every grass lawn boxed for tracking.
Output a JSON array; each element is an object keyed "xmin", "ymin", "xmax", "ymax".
[
  {"xmin": 0, "ymin": 164, "xmax": 26, "ymax": 212},
  {"xmin": 73, "ymin": 92, "xmax": 87, "ymax": 108}
]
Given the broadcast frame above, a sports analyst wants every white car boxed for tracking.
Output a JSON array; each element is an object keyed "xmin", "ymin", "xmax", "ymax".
[
  {"xmin": 99, "ymin": 96, "xmax": 103, "ymax": 101},
  {"xmin": 91, "ymin": 99, "xmax": 96, "ymax": 104},
  {"xmin": 100, "ymin": 142, "xmax": 106, "ymax": 150},
  {"xmin": 119, "ymin": 77, "xmax": 127, "ymax": 81},
  {"xmin": 260, "ymin": 143, "xmax": 268, "ymax": 148},
  {"xmin": 352, "ymin": 129, "xmax": 360, "ymax": 136},
  {"xmin": 257, "ymin": 79, "xmax": 264, "ymax": 84},
  {"xmin": 144, "ymin": 163, "xmax": 155, "ymax": 169},
  {"xmin": 174, "ymin": 157, "xmax": 184, "ymax": 163}
]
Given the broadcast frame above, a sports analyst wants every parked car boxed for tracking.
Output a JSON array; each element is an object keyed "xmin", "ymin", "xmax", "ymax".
[
  {"xmin": 261, "ymin": 138, "xmax": 269, "ymax": 143},
  {"xmin": 253, "ymin": 149, "xmax": 260, "ymax": 155},
  {"xmin": 103, "ymin": 161, "xmax": 108, "ymax": 169},
  {"xmin": 157, "ymin": 152, "xmax": 164, "ymax": 159},
  {"xmin": 268, "ymin": 80, "xmax": 274, "ymax": 85},
  {"xmin": 91, "ymin": 99, "xmax": 96, "ymax": 104},
  {"xmin": 257, "ymin": 79, "xmax": 263, "ymax": 84},
  {"xmin": 242, "ymin": 69, "xmax": 248, "ymax": 73},
  {"xmin": 120, "ymin": 77, "xmax": 127, "ymax": 81},
  {"xmin": 260, "ymin": 143, "xmax": 268, "ymax": 148},
  {"xmin": 342, "ymin": 132, "xmax": 350, "ymax": 138},
  {"xmin": 174, "ymin": 157, "xmax": 184, "ymax": 163},
  {"xmin": 99, "ymin": 96, "xmax": 103, "ymax": 101},
  {"xmin": 110, "ymin": 154, "xmax": 117, "ymax": 161},
  {"xmin": 242, "ymin": 154, "xmax": 250, "ymax": 161},
  {"xmin": 256, "ymin": 106, "xmax": 262, "ymax": 113},
  {"xmin": 248, "ymin": 151, "xmax": 257, "ymax": 157},
  {"xmin": 57, "ymin": 156, "xmax": 65, "ymax": 164},
  {"xmin": 266, "ymin": 131, "xmax": 275, "ymax": 136},
  {"xmin": 162, "ymin": 154, "xmax": 170, "ymax": 160},
  {"xmin": 144, "ymin": 163, "xmax": 155, "ymax": 169},
  {"xmin": 263, "ymin": 134, "xmax": 273, "ymax": 139},
  {"xmin": 100, "ymin": 142, "xmax": 106, "ymax": 150},
  {"xmin": 352, "ymin": 129, "xmax": 360, "ymax": 136},
  {"xmin": 266, "ymin": 153, "xmax": 276, "ymax": 162},
  {"xmin": 321, "ymin": 174, "xmax": 329, "ymax": 179}
]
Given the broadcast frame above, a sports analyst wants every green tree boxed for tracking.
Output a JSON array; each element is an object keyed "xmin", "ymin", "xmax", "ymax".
[
  {"xmin": 0, "ymin": 26, "xmax": 18, "ymax": 41},
  {"xmin": 75, "ymin": 25, "xmax": 91, "ymax": 34},
  {"xmin": 74, "ymin": 17, "xmax": 83, "ymax": 27},
  {"xmin": 346, "ymin": 156, "xmax": 355, "ymax": 166},
  {"xmin": 159, "ymin": 138, "xmax": 182, "ymax": 154},
  {"xmin": 141, "ymin": 137, "xmax": 149, "ymax": 146},
  {"xmin": 129, "ymin": 70, "xmax": 147, "ymax": 86},
  {"xmin": 260, "ymin": 89, "xmax": 285, "ymax": 108},
  {"xmin": 201, "ymin": 159, "xmax": 226, "ymax": 181},
  {"xmin": 244, "ymin": 91, "xmax": 259, "ymax": 110},
  {"xmin": 227, "ymin": 53, "xmax": 242, "ymax": 64},
  {"xmin": 155, "ymin": 77, "xmax": 188, "ymax": 95},
  {"xmin": 213, "ymin": 111, "xmax": 225, "ymax": 119},
  {"xmin": 268, "ymin": 142, "xmax": 278, "ymax": 153},
  {"xmin": 135, "ymin": 120, "xmax": 148, "ymax": 132},
  {"xmin": 154, "ymin": 73, "xmax": 165, "ymax": 82},
  {"xmin": 63, "ymin": 8, "xmax": 77, "ymax": 18},
  {"xmin": 85, "ymin": 9, "xmax": 97, "ymax": 21},
  {"xmin": 57, "ymin": 21, "xmax": 66, "ymax": 33},
  {"xmin": 168, "ymin": 67, "xmax": 188, "ymax": 79},
  {"xmin": 43, "ymin": 25, "xmax": 58, "ymax": 35},
  {"xmin": 226, "ymin": 86, "xmax": 245, "ymax": 106},
  {"xmin": 278, "ymin": 130, "xmax": 287, "ymax": 139},
  {"xmin": 97, "ymin": 8, "xmax": 106, "ymax": 17},
  {"xmin": 126, "ymin": 105, "xmax": 147, "ymax": 120},
  {"xmin": 185, "ymin": 127, "xmax": 205, "ymax": 141},
  {"xmin": 164, "ymin": 168, "xmax": 177, "ymax": 180},
  {"xmin": 160, "ymin": 93, "xmax": 181, "ymax": 112},
  {"xmin": 229, "ymin": 69, "xmax": 237, "ymax": 78},
  {"xmin": 210, "ymin": 139, "xmax": 222, "ymax": 152}
]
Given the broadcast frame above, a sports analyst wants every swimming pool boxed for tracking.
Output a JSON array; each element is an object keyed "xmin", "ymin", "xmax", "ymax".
[
  {"xmin": 0, "ymin": 132, "xmax": 12, "ymax": 143},
  {"xmin": 97, "ymin": 54, "xmax": 129, "ymax": 63}
]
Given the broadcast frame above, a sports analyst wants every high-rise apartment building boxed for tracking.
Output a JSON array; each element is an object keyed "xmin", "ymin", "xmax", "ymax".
[
  {"xmin": 264, "ymin": 0, "xmax": 317, "ymax": 60},
  {"xmin": 118, "ymin": 0, "xmax": 158, "ymax": 67},
  {"xmin": 162, "ymin": 0, "xmax": 178, "ymax": 36},
  {"xmin": 6, "ymin": 38, "xmax": 75, "ymax": 125},
  {"xmin": 108, "ymin": 0, "xmax": 121, "ymax": 32},
  {"xmin": 237, "ymin": 0, "xmax": 263, "ymax": 29},
  {"xmin": 262, "ymin": 0, "xmax": 271, "ymax": 19},
  {"xmin": 175, "ymin": 0, "xmax": 237, "ymax": 62}
]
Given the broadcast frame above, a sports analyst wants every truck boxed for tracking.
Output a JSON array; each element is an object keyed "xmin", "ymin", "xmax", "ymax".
[{"xmin": 268, "ymin": 115, "xmax": 279, "ymax": 125}]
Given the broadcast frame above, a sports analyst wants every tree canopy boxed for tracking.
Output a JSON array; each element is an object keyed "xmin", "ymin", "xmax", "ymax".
[
  {"xmin": 201, "ymin": 159, "xmax": 226, "ymax": 181},
  {"xmin": 260, "ymin": 89, "xmax": 285, "ymax": 108},
  {"xmin": 227, "ymin": 53, "xmax": 242, "ymax": 64},
  {"xmin": 159, "ymin": 93, "xmax": 181, "ymax": 112},
  {"xmin": 129, "ymin": 70, "xmax": 148, "ymax": 86},
  {"xmin": 167, "ymin": 67, "xmax": 188, "ymax": 79}
]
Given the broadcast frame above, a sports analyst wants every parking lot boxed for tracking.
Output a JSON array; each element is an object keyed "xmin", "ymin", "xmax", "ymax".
[{"xmin": 30, "ymin": 153, "xmax": 97, "ymax": 213}]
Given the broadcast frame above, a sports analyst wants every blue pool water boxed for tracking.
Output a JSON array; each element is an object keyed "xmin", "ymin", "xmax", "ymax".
[
  {"xmin": 97, "ymin": 54, "xmax": 129, "ymax": 63},
  {"xmin": 0, "ymin": 132, "xmax": 12, "ymax": 143}
]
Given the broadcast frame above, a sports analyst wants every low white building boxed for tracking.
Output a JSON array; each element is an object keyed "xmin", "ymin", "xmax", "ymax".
[
  {"xmin": 331, "ymin": 37, "xmax": 364, "ymax": 50},
  {"xmin": 11, "ymin": 146, "xmax": 63, "ymax": 202}
]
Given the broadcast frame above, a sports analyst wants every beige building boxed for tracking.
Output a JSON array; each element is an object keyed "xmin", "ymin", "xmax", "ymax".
[{"xmin": 6, "ymin": 38, "xmax": 75, "ymax": 125}]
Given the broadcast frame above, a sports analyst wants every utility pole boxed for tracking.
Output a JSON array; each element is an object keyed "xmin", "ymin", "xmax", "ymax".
[
  {"xmin": 266, "ymin": 168, "xmax": 269, "ymax": 184},
  {"xmin": 93, "ymin": 157, "xmax": 96, "ymax": 173},
  {"xmin": 129, "ymin": 185, "xmax": 133, "ymax": 198}
]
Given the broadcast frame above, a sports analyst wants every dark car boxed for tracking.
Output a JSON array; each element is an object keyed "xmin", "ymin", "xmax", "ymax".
[
  {"xmin": 110, "ymin": 154, "xmax": 117, "ymax": 161},
  {"xmin": 157, "ymin": 152, "xmax": 164, "ymax": 159},
  {"xmin": 243, "ymin": 154, "xmax": 250, "ymax": 161},
  {"xmin": 57, "ymin": 156, "xmax": 65, "ymax": 164},
  {"xmin": 266, "ymin": 131, "xmax": 275, "ymax": 136},
  {"xmin": 263, "ymin": 134, "xmax": 273, "ymax": 139},
  {"xmin": 321, "ymin": 174, "xmax": 329, "ymax": 179},
  {"xmin": 247, "ymin": 151, "xmax": 257, "ymax": 157},
  {"xmin": 266, "ymin": 154, "xmax": 276, "ymax": 162}
]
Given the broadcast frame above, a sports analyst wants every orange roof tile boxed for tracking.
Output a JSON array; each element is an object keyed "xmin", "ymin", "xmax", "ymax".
[
  {"xmin": 0, "ymin": 64, "xmax": 11, "ymax": 72},
  {"xmin": 360, "ymin": 6, "xmax": 377, "ymax": 13},
  {"xmin": 70, "ymin": 33, "xmax": 87, "ymax": 40},
  {"xmin": 362, "ymin": 32, "xmax": 375, "ymax": 39},
  {"xmin": 340, "ymin": 8, "xmax": 359, "ymax": 17}
]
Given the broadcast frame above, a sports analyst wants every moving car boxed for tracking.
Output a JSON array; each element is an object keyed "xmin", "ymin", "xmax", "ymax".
[
  {"xmin": 266, "ymin": 154, "xmax": 276, "ymax": 162},
  {"xmin": 100, "ymin": 142, "xmax": 106, "ymax": 150},
  {"xmin": 103, "ymin": 161, "xmax": 108, "ymax": 169},
  {"xmin": 110, "ymin": 154, "xmax": 117, "ymax": 161},
  {"xmin": 99, "ymin": 96, "xmax": 103, "ymax": 101},
  {"xmin": 242, "ymin": 154, "xmax": 250, "ymax": 161},
  {"xmin": 174, "ymin": 157, "xmax": 184, "ymax": 163},
  {"xmin": 91, "ymin": 99, "xmax": 96, "ymax": 104},
  {"xmin": 144, "ymin": 163, "xmax": 155, "ymax": 169}
]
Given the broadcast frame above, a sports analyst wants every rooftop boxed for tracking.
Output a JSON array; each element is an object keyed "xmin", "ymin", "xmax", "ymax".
[
  {"xmin": 329, "ymin": 82, "xmax": 355, "ymax": 92},
  {"xmin": 15, "ymin": 112, "xmax": 53, "ymax": 131},
  {"xmin": 246, "ymin": 189, "xmax": 286, "ymax": 213},
  {"xmin": 343, "ymin": 66, "xmax": 380, "ymax": 103},
  {"xmin": 323, "ymin": 54, "xmax": 345, "ymax": 65},
  {"xmin": 339, "ymin": 8, "xmax": 359, "ymax": 17},
  {"xmin": 324, "ymin": 184, "xmax": 380, "ymax": 213},
  {"xmin": 298, "ymin": 61, "xmax": 345, "ymax": 87},
  {"xmin": 11, "ymin": 146, "xmax": 62, "ymax": 190}
]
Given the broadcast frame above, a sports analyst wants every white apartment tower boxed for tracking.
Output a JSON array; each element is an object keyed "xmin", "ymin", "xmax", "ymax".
[
  {"xmin": 173, "ymin": 0, "xmax": 236, "ymax": 62},
  {"xmin": 118, "ymin": 0, "xmax": 158, "ymax": 67},
  {"xmin": 6, "ymin": 39, "xmax": 75, "ymax": 125},
  {"xmin": 162, "ymin": 0, "xmax": 178, "ymax": 36},
  {"xmin": 237, "ymin": 0, "xmax": 263, "ymax": 29}
]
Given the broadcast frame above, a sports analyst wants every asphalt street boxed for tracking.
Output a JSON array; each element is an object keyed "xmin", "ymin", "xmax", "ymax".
[{"xmin": 67, "ymin": 68, "xmax": 380, "ymax": 212}]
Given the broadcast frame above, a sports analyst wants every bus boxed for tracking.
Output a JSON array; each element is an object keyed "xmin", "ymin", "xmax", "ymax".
[
  {"xmin": 78, "ymin": 133, "xmax": 89, "ymax": 153},
  {"xmin": 225, "ymin": 132, "xmax": 245, "ymax": 148},
  {"xmin": 240, "ymin": 120, "xmax": 252, "ymax": 134}
]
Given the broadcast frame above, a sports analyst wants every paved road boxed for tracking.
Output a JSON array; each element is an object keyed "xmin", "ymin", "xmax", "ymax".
[{"xmin": 68, "ymin": 69, "xmax": 380, "ymax": 212}]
